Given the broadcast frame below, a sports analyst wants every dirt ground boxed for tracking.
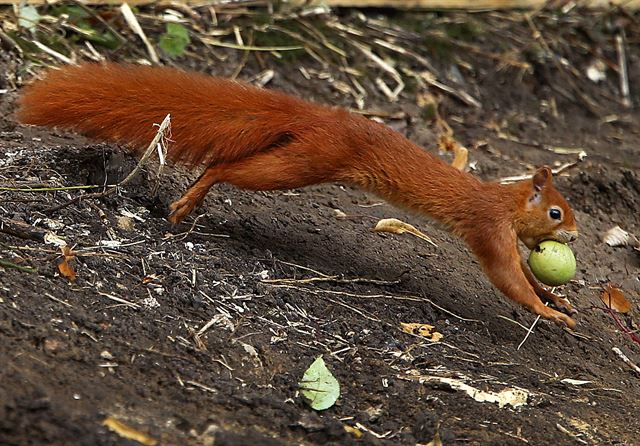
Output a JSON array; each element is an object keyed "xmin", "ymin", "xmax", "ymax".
[{"xmin": 1, "ymin": 7, "xmax": 640, "ymax": 446}]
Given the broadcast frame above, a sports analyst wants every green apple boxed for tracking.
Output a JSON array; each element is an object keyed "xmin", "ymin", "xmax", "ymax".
[{"xmin": 527, "ymin": 240, "xmax": 576, "ymax": 286}]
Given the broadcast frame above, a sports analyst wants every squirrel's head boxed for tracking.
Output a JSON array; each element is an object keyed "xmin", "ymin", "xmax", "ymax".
[{"xmin": 515, "ymin": 166, "xmax": 578, "ymax": 249}]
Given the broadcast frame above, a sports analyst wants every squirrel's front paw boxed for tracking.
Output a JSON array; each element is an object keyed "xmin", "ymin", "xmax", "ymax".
[
  {"xmin": 541, "ymin": 307, "xmax": 576, "ymax": 329},
  {"xmin": 537, "ymin": 289, "xmax": 577, "ymax": 315},
  {"xmin": 554, "ymin": 297, "xmax": 577, "ymax": 316}
]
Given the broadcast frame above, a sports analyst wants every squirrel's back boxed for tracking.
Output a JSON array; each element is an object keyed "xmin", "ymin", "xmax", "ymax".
[{"xmin": 17, "ymin": 63, "xmax": 335, "ymax": 166}]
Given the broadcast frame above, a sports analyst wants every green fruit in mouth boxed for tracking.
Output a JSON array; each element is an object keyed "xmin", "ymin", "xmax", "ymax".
[{"xmin": 527, "ymin": 240, "xmax": 576, "ymax": 286}]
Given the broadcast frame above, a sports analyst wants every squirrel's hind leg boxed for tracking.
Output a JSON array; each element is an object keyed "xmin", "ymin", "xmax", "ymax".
[
  {"xmin": 169, "ymin": 144, "xmax": 338, "ymax": 224},
  {"xmin": 168, "ymin": 166, "xmax": 224, "ymax": 224}
]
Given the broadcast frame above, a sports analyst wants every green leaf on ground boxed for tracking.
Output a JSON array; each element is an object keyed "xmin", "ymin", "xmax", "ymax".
[
  {"xmin": 299, "ymin": 356, "xmax": 340, "ymax": 411},
  {"xmin": 18, "ymin": 5, "xmax": 41, "ymax": 33},
  {"xmin": 159, "ymin": 23, "xmax": 190, "ymax": 58}
]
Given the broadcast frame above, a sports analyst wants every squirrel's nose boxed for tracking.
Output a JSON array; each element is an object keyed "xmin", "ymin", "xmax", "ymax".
[
  {"xmin": 566, "ymin": 230, "xmax": 579, "ymax": 242},
  {"xmin": 554, "ymin": 230, "xmax": 578, "ymax": 244}
]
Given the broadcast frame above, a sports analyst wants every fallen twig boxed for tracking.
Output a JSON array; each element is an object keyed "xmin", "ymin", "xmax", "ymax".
[
  {"xmin": 0, "ymin": 258, "xmax": 37, "ymax": 273},
  {"xmin": 120, "ymin": 3, "xmax": 159, "ymax": 63},
  {"xmin": 262, "ymin": 275, "xmax": 401, "ymax": 286},
  {"xmin": 556, "ymin": 423, "xmax": 588, "ymax": 445},
  {"xmin": 496, "ymin": 315, "xmax": 530, "ymax": 331},
  {"xmin": 97, "ymin": 291, "xmax": 140, "ymax": 309},
  {"xmin": 0, "ymin": 218, "xmax": 47, "ymax": 242},
  {"xmin": 615, "ymin": 32, "xmax": 631, "ymax": 108},
  {"xmin": 594, "ymin": 304, "xmax": 640, "ymax": 347},
  {"xmin": 0, "ymin": 184, "xmax": 104, "ymax": 192},
  {"xmin": 31, "ymin": 40, "xmax": 75, "ymax": 65},
  {"xmin": 185, "ymin": 380, "xmax": 217, "ymax": 393},
  {"xmin": 265, "ymin": 283, "xmax": 480, "ymax": 323},
  {"xmin": 517, "ymin": 313, "xmax": 542, "ymax": 351},
  {"xmin": 45, "ymin": 292, "xmax": 73, "ymax": 307},
  {"xmin": 199, "ymin": 36, "xmax": 303, "ymax": 52},
  {"xmin": 499, "ymin": 157, "xmax": 585, "ymax": 184},
  {"xmin": 612, "ymin": 347, "xmax": 640, "ymax": 376}
]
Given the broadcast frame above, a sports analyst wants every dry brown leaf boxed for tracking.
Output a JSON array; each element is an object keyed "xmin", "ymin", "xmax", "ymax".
[
  {"xmin": 102, "ymin": 417, "xmax": 157, "ymax": 446},
  {"xmin": 333, "ymin": 209, "xmax": 348, "ymax": 219},
  {"xmin": 401, "ymin": 322, "xmax": 443, "ymax": 342},
  {"xmin": 344, "ymin": 425, "xmax": 364, "ymax": 439},
  {"xmin": 451, "ymin": 146, "xmax": 468, "ymax": 171},
  {"xmin": 57, "ymin": 246, "xmax": 76, "ymax": 282},
  {"xmin": 424, "ymin": 430, "xmax": 443, "ymax": 446},
  {"xmin": 433, "ymin": 108, "xmax": 468, "ymax": 171},
  {"xmin": 417, "ymin": 92, "xmax": 440, "ymax": 124},
  {"xmin": 117, "ymin": 216, "xmax": 135, "ymax": 231},
  {"xmin": 417, "ymin": 91, "xmax": 440, "ymax": 109},
  {"xmin": 603, "ymin": 226, "xmax": 640, "ymax": 249},
  {"xmin": 438, "ymin": 134, "xmax": 469, "ymax": 171},
  {"xmin": 373, "ymin": 218, "xmax": 437, "ymax": 247},
  {"xmin": 601, "ymin": 283, "xmax": 632, "ymax": 313},
  {"xmin": 602, "ymin": 226, "xmax": 631, "ymax": 247},
  {"xmin": 44, "ymin": 231, "xmax": 67, "ymax": 247},
  {"xmin": 416, "ymin": 91, "xmax": 468, "ymax": 171},
  {"xmin": 142, "ymin": 274, "xmax": 161, "ymax": 285}
]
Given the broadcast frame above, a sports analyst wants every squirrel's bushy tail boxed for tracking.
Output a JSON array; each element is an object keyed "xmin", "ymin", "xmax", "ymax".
[{"xmin": 17, "ymin": 63, "xmax": 324, "ymax": 166}]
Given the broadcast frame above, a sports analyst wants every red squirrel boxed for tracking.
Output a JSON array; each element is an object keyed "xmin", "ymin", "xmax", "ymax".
[{"xmin": 17, "ymin": 63, "xmax": 579, "ymax": 328}]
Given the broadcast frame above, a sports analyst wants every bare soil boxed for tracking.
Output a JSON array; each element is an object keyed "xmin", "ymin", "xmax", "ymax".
[{"xmin": 1, "ymin": 8, "xmax": 639, "ymax": 446}]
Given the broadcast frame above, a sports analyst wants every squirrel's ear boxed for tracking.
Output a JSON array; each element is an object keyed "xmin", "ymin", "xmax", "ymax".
[{"xmin": 532, "ymin": 166, "xmax": 553, "ymax": 191}]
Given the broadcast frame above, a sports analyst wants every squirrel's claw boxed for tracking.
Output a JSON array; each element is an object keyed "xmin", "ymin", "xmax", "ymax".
[
  {"xmin": 546, "ymin": 309, "xmax": 577, "ymax": 329},
  {"xmin": 168, "ymin": 196, "xmax": 198, "ymax": 225},
  {"xmin": 536, "ymin": 288, "xmax": 577, "ymax": 316}
]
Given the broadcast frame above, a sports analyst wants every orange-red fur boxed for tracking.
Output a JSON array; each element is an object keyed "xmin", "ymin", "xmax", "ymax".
[{"xmin": 17, "ymin": 63, "xmax": 579, "ymax": 328}]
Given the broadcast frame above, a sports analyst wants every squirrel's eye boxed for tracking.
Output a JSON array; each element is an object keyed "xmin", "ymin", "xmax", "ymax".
[{"xmin": 549, "ymin": 208, "xmax": 562, "ymax": 220}]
